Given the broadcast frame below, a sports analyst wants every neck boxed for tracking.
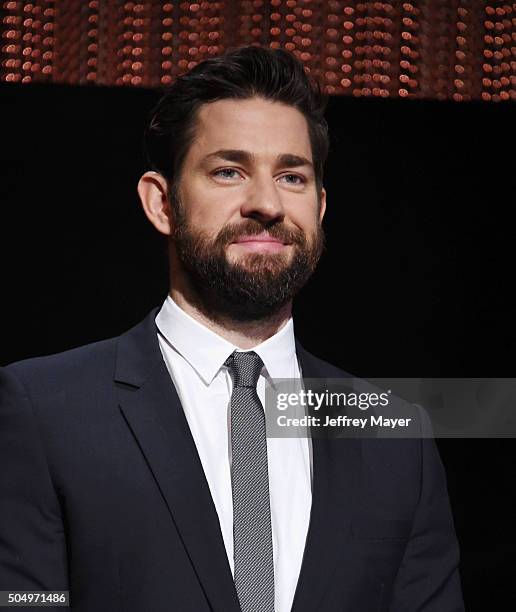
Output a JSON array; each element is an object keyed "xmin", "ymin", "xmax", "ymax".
[{"xmin": 169, "ymin": 285, "xmax": 292, "ymax": 350}]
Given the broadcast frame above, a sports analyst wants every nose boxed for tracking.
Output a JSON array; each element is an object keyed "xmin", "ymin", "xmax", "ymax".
[{"xmin": 239, "ymin": 172, "xmax": 285, "ymax": 224}]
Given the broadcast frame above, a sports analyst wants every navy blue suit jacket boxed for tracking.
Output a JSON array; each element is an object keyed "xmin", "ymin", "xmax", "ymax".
[{"xmin": 0, "ymin": 306, "xmax": 464, "ymax": 611}]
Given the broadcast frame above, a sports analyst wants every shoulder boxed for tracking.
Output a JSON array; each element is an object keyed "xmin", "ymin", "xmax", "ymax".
[
  {"xmin": 1, "ymin": 305, "xmax": 161, "ymax": 400},
  {"xmin": 2, "ymin": 336, "xmax": 119, "ymax": 398}
]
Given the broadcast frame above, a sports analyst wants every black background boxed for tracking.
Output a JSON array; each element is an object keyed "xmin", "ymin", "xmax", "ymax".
[{"xmin": 1, "ymin": 82, "xmax": 515, "ymax": 608}]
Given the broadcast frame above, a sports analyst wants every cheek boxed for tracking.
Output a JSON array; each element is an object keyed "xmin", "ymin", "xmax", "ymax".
[
  {"xmin": 286, "ymin": 203, "xmax": 320, "ymax": 232},
  {"xmin": 180, "ymin": 184, "xmax": 236, "ymax": 232}
]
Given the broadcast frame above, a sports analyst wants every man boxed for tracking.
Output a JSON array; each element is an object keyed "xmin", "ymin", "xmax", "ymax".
[{"xmin": 0, "ymin": 46, "xmax": 464, "ymax": 611}]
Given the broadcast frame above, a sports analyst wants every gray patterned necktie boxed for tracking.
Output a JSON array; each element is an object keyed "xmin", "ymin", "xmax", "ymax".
[{"xmin": 224, "ymin": 350, "xmax": 275, "ymax": 612}]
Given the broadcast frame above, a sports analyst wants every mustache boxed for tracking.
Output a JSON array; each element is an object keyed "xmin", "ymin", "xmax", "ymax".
[{"xmin": 215, "ymin": 219, "xmax": 306, "ymax": 246}]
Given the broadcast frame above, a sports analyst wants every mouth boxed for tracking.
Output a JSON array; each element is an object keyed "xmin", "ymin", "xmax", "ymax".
[{"xmin": 231, "ymin": 232, "xmax": 291, "ymax": 253}]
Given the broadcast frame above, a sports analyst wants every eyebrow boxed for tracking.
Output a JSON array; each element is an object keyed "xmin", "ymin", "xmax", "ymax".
[{"xmin": 201, "ymin": 149, "xmax": 314, "ymax": 170}]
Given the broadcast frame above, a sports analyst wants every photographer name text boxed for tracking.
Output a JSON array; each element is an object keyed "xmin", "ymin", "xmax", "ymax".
[{"xmin": 276, "ymin": 415, "xmax": 412, "ymax": 429}]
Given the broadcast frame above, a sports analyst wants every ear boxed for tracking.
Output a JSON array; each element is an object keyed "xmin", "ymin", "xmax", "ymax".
[
  {"xmin": 137, "ymin": 171, "xmax": 174, "ymax": 236},
  {"xmin": 318, "ymin": 187, "xmax": 327, "ymax": 223}
]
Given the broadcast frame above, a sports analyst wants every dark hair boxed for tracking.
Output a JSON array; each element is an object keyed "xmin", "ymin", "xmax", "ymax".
[{"xmin": 143, "ymin": 45, "xmax": 329, "ymax": 202}]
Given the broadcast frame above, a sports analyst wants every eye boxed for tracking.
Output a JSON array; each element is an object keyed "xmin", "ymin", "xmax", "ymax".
[
  {"xmin": 279, "ymin": 174, "xmax": 306, "ymax": 185},
  {"xmin": 213, "ymin": 168, "xmax": 243, "ymax": 180}
]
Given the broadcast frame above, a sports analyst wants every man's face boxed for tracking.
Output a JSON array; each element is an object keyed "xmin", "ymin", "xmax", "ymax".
[{"xmin": 170, "ymin": 96, "xmax": 326, "ymax": 321}]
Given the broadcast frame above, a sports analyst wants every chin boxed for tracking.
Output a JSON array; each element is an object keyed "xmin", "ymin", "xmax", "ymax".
[{"xmin": 229, "ymin": 253, "xmax": 291, "ymax": 272}]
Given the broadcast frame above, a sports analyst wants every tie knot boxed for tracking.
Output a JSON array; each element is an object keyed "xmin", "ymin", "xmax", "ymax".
[{"xmin": 224, "ymin": 350, "xmax": 264, "ymax": 388}]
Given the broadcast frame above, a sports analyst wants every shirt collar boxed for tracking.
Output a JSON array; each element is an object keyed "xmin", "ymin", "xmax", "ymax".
[{"xmin": 155, "ymin": 295, "xmax": 297, "ymax": 386}]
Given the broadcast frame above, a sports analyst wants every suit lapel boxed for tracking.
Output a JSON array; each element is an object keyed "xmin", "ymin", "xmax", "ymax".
[
  {"xmin": 290, "ymin": 342, "xmax": 362, "ymax": 612},
  {"xmin": 113, "ymin": 307, "xmax": 360, "ymax": 612},
  {"xmin": 115, "ymin": 307, "xmax": 241, "ymax": 612}
]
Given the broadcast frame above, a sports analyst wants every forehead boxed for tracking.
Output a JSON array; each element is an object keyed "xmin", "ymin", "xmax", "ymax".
[{"xmin": 186, "ymin": 97, "xmax": 313, "ymax": 163}]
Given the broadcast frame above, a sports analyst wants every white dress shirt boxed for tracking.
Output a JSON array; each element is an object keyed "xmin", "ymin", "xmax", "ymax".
[{"xmin": 155, "ymin": 295, "xmax": 312, "ymax": 612}]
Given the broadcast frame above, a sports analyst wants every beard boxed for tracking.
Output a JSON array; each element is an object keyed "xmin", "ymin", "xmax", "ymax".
[{"xmin": 171, "ymin": 205, "xmax": 325, "ymax": 322}]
